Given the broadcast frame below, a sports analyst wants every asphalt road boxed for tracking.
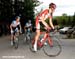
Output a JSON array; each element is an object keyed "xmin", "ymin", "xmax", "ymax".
[{"xmin": 0, "ymin": 33, "xmax": 75, "ymax": 59}]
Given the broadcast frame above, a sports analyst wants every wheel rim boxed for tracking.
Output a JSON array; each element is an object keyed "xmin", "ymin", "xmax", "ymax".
[{"xmin": 43, "ymin": 40, "xmax": 62, "ymax": 57}]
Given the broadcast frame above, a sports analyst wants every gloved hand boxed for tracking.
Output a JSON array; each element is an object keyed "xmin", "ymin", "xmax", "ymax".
[
  {"xmin": 52, "ymin": 28, "xmax": 57, "ymax": 34},
  {"xmin": 44, "ymin": 27, "xmax": 51, "ymax": 32}
]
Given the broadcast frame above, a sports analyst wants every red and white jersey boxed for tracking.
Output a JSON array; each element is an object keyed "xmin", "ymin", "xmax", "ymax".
[
  {"xmin": 35, "ymin": 9, "xmax": 52, "ymax": 30},
  {"xmin": 37, "ymin": 9, "xmax": 52, "ymax": 21}
]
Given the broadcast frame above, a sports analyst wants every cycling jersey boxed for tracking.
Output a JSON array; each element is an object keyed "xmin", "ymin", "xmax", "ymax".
[
  {"xmin": 25, "ymin": 22, "xmax": 32, "ymax": 32},
  {"xmin": 25, "ymin": 22, "xmax": 32, "ymax": 28},
  {"xmin": 11, "ymin": 20, "xmax": 20, "ymax": 34},
  {"xmin": 35, "ymin": 9, "xmax": 52, "ymax": 30},
  {"xmin": 11, "ymin": 20, "xmax": 20, "ymax": 28}
]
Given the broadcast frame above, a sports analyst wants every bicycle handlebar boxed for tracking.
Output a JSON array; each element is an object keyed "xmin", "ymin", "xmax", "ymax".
[{"xmin": 46, "ymin": 28, "xmax": 57, "ymax": 33}]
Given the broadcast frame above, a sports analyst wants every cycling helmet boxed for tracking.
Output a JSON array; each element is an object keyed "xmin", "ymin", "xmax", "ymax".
[
  {"xmin": 15, "ymin": 16, "xmax": 20, "ymax": 20},
  {"xmin": 28, "ymin": 20, "xmax": 31, "ymax": 23},
  {"xmin": 49, "ymin": 3, "xmax": 56, "ymax": 9}
]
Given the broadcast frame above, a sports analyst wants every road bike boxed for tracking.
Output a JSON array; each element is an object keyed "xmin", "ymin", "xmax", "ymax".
[
  {"xmin": 12, "ymin": 30, "xmax": 22, "ymax": 49},
  {"xmin": 29, "ymin": 30, "xmax": 62, "ymax": 57}
]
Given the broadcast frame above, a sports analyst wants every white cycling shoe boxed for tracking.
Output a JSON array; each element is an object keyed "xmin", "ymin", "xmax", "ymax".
[{"xmin": 33, "ymin": 44, "xmax": 37, "ymax": 52}]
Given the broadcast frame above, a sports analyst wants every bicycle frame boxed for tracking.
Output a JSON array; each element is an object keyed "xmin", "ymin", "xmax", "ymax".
[
  {"xmin": 30, "ymin": 31, "xmax": 62, "ymax": 57},
  {"xmin": 39, "ymin": 32, "xmax": 53, "ymax": 47},
  {"xmin": 32, "ymin": 31, "xmax": 53, "ymax": 49}
]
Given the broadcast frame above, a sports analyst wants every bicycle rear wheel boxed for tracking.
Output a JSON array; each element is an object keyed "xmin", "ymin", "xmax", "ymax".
[{"xmin": 43, "ymin": 39, "xmax": 61, "ymax": 57}]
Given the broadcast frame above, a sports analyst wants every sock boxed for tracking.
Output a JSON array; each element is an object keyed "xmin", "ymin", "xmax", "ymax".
[
  {"xmin": 34, "ymin": 40, "xmax": 37, "ymax": 51},
  {"xmin": 41, "ymin": 38, "xmax": 44, "ymax": 42}
]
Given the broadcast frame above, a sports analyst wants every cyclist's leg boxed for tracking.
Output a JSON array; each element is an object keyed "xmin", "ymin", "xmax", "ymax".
[
  {"xmin": 10, "ymin": 30, "xmax": 14, "ymax": 46},
  {"xmin": 14, "ymin": 29, "xmax": 19, "ymax": 41},
  {"xmin": 10, "ymin": 34, "xmax": 14, "ymax": 46},
  {"xmin": 15, "ymin": 28, "xmax": 19, "ymax": 36},
  {"xmin": 13, "ymin": 28, "xmax": 19, "ymax": 43},
  {"xmin": 14, "ymin": 34, "xmax": 16, "ymax": 41},
  {"xmin": 41, "ymin": 32, "xmax": 48, "ymax": 45},
  {"xmin": 25, "ymin": 29, "xmax": 29, "ymax": 41},
  {"xmin": 33, "ymin": 29, "xmax": 40, "ymax": 51},
  {"xmin": 33, "ymin": 18, "xmax": 40, "ymax": 51},
  {"xmin": 13, "ymin": 31, "xmax": 19, "ymax": 49}
]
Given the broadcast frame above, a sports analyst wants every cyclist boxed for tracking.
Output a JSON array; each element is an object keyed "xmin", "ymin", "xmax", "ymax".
[
  {"xmin": 10, "ymin": 16, "xmax": 22, "ymax": 46},
  {"xmin": 33, "ymin": 3, "xmax": 56, "ymax": 52},
  {"xmin": 24, "ymin": 20, "xmax": 32, "ymax": 33}
]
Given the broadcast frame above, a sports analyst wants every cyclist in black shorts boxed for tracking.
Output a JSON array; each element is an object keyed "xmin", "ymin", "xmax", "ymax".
[
  {"xmin": 33, "ymin": 3, "xmax": 56, "ymax": 52},
  {"xmin": 10, "ymin": 16, "xmax": 22, "ymax": 46},
  {"xmin": 24, "ymin": 20, "xmax": 32, "ymax": 33}
]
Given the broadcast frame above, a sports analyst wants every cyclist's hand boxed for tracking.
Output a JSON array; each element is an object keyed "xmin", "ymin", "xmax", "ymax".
[
  {"xmin": 45, "ymin": 27, "xmax": 51, "ymax": 32},
  {"xmin": 11, "ymin": 30, "xmax": 13, "ymax": 33},
  {"xmin": 52, "ymin": 28, "xmax": 57, "ymax": 34}
]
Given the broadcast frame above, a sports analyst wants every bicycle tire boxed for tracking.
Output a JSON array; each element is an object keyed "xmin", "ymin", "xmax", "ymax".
[
  {"xmin": 28, "ymin": 34, "xmax": 31, "ymax": 42},
  {"xmin": 24, "ymin": 32, "xmax": 31, "ymax": 44},
  {"xmin": 14, "ymin": 37, "xmax": 18, "ymax": 49},
  {"xmin": 24, "ymin": 35, "xmax": 26, "ymax": 43},
  {"xmin": 29, "ymin": 39, "xmax": 35, "ymax": 52},
  {"xmin": 43, "ymin": 38, "xmax": 62, "ymax": 57}
]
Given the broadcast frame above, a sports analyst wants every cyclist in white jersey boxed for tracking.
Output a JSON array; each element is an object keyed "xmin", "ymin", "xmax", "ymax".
[
  {"xmin": 10, "ymin": 16, "xmax": 22, "ymax": 46},
  {"xmin": 24, "ymin": 20, "xmax": 32, "ymax": 33}
]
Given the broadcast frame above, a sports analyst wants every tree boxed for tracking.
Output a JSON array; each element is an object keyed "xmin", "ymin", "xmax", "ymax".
[
  {"xmin": 0, "ymin": 0, "xmax": 12, "ymax": 22},
  {"xmin": 0, "ymin": 0, "xmax": 41, "ymax": 23},
  {"xmin": 72, "ymin": 12, "xmax": 75, "ymax": 26},
  {"xmin": 21, "ymin": 0, "xmax": 42, "ymax": 26},
  {"xmin": 53, "ymin": 18, "xmax": 58, "ymax": 25}
]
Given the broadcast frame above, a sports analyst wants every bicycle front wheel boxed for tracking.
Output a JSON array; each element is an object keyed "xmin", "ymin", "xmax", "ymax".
[
  {"xmin": 43, "ymin": 39, "xmax": 62, "ymax": 57},
  {"xmin": 14, "ymin": 37, "xmax": 18, "ymax": 49},
  {"xmin": 29, "ymin": 38, "xmax": 35, "ymax": 52}
]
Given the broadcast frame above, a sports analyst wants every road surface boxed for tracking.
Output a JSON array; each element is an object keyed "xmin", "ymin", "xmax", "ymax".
[{"xmin": 0, "ymin": 33, "xmax": 75, "ymax": 59}]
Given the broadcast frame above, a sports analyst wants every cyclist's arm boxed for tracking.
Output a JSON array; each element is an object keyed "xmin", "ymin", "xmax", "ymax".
[
  {"xmin": 10, "ymin": 24, "xmax": 13, "ymax": 31},
  {"xmin": 41, "ymin": 16, "xmax": 50, "ymax": 29},
  {"xmin": 49, "ymin": 17, "xmax": 54, "ymax": 29}
]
